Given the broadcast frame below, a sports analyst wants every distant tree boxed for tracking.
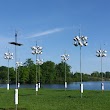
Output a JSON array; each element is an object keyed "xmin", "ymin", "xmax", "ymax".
[
  {"xmin": 9, "ymin": 67, "xmax": 15, "ymax": 84},
  {"xmin": 83, "ymin": 73, "xmax": 91, "ymax": 81},
  {"xmin": 105, "ymin": 71, "xmax": 110, "ymax": 78},
  {"xmin": 55, "ymin": 62, "xmax": 65, "ymax": 83},
  {"xmin": 100, "ymin": 72, "xmax": 105, "ymax": 78},
  {"xmin": 28, "ymin": 64, "xmax": 36, "ymax": 84},
  {"xmin": 55, "ymin": 61, "xmax": 72, "ymax": 83},
  {"xmin": 0, "ymin": 66, "xmax": 15, "ymax": 83},
  {"xmin": 19, "ymin": 66, "xmax": 29, "ymax": 84},
  {"xmin": 21, "ymin": 58, "xmax": 36, "ymax": 84},
  {"xmin": 91, "ymin": 71, "xmax": 100, "ymax": 77},
  {"xmin": 73, "ymin": 72, "xmax": 81, "ymax": 82},
  {"xmin": 1, "ymin": 58, "xmax": 110, "ymax": 84},
  {"xmin": 0, "ymin": 66, "xmax": 7, "ymax": 83},
  {"xmin": 41, "ymin": 61, "xmax": 56, "ymax": 84},
  {"xmin": 23, "ymin": 58, "xmax": 34, "ymax": 67},
  {"xmin": 90, "ymin": 71, "xmax": 101, "ymax": 81}
]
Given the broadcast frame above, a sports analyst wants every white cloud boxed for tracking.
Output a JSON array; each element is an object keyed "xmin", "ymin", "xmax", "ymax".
[{"xmin": 26, "ymin": 28, "xmax": 64, "ymax": 38}]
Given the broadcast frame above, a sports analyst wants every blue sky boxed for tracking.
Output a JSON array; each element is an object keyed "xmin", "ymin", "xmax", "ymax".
[{"xmin": 0, "ymin": 0, "xmax": 110, "ymax": 74}]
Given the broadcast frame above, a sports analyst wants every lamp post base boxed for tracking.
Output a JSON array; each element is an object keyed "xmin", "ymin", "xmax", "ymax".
[
  {"xmin": 36, "ymin": 84, "xmax": 38, "ymax": 95},
  {"xmin": 65, "ymin": 82, "xmax": 67, "ymax": 90},
  {"xmin": 38, "ymin": 83, "xmax": 40, "ymax": 88},
  {"xmin": 18, "ymin": 83, "xmax": 20, "ymax": 88},
  {"xmin": 15, "ymin": 89, "xmax": 18, "ymax": 105},
  {"xmin": 7, "ymin": 84, "xmax": 9, "ymax": 90},
  {"xmin": 80, "ymin": 83, "xmax": 83, "ymax": 93},
  {"xmin": 101, "ymin": 82, "xmax": 104, "ymax": 91},
  {"xmin": 36, "ymin": 84, "xmax": 38, "ymax": 91}
]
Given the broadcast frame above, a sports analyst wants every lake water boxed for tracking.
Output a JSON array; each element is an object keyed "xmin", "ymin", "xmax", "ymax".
[{"xmin": 0, "ymin": 81, "xmax": 110, "ymax": 90}]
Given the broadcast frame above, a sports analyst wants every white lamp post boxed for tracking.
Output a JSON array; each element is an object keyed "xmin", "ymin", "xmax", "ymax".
[
  {"xmin": 4, "ymin": 50, "xmax": 13, "ymax": 90},
  {"xmin": 96, "ymin": 48, "xmax": 107, "ymax": 91},
  {"xmin": 31, "ymin": 43, "xmax": 42, "ymax": 95},
  {"xmin": 73, "ymin": 34, "xmax": 88, "ymax": 98},
  {"xmin": 9, "ymin": 32, "xmax": 23, "ymax": 110},
  {"xmin": 16, "ymin": 61, "xmax": 22, "ymax": 88},
  {"xmin": 61, "ymin": 53, "xmax": 69, "ymax": 90},
  {"xmin": 36, "ymin": 58, "xmax": 43, "ymax": 88}
]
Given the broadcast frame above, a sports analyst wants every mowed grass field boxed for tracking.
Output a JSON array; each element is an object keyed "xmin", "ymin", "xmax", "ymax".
[{"xmin": 0, "ymin": 88, "xmax": 110, "ymax": 110}]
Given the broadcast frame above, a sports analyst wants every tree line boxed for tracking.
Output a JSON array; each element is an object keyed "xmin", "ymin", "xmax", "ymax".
[{"xmin": 0, "ymin": 58, "xmax": 110, "ymax": 84}]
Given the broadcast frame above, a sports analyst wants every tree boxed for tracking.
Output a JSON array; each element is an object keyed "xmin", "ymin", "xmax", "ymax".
[
  {"xmin": 83, "ymin": 73, "xmax": 91, "ymax": 81},
  {"xmin": 9, "ymin": 67, "xmax": 15, "ymax": 84},
  {"xmin": 23, "ymin": 58, "xmax": 34, "ymax": 67},
  {"xmin": 21, "ymin": 58, "xmax": 36, "ymax": 84},
  {"xmin": 19, "ymin": 66, "xmax": 29, "ymax": 84},
  {"xmin": 73, "ymin": 72, "xmax": 81, "ymax": 82},
  {"xmin": 0, "ymin": 66, "xmax": 15, "ymax": 84},
  {"xmin": 105, "ymin": 71, "xmax": 110, "ymax": 79},
  {"xmin": 28, "ymin": 64, "xmax": 36, "ymax": 84},
  {"xmin": 0, "ymin": 66, "xmax": 7, "ymax": 83},
  {"xmin": 91, "ymin": 71, "xmax": 101, "ymax": 81},
  {"xmin": 55, "ymin": 62, "xmax": 64, "ymax": 83},
  {"xmin": 2, "ymin": 58, "xmax": 110, "ymax": 84},
  {"xmin": 91, "ymin": 71, "xmax": 100, "ymax": 77},
  {"xmin": 55, "ymin": 61, "xmax": 72, "ymax": 83},
  {"xmin": 41, "ymin": 61, "xmax": 56, "ymax": 84}
]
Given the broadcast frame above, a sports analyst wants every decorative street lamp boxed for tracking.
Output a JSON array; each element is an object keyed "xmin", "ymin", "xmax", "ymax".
[
  {"xmin": 31, "ymin": 43, "xmax": 43, "ymax": 95},
  {"xmin": 61, "ymin": 53, "xmax": 69, "ymax": 90},
  {"xmin": 16, "ymin": 61, "xmax": 22, "ymax": 88},
  {"xmin": 4, "ymin": 50, "xmax": 13, "ymax": 90},
  {"xmin": 9, "ymin": 32, "xmax": 23, "ymax": 110},
  {"xmin": 96, "ymin": 48, "xmax": 107, "ymax": 91},
  {"xmin": 36, "ymin": 58, "xmax": 43, "ymax": 88},
  {"xmin": 73, "ymin": 33, "xmax": 88, "ymax": 98}
]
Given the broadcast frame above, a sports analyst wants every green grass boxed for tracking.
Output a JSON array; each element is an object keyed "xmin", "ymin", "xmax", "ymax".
[{"xmin": 0, "ymin": 88, "xmax": 110, "ymax": 110}]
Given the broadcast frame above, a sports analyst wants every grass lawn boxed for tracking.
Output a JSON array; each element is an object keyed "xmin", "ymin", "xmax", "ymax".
[{"xmin": 0, "ymin": 88, "xmax": 110, "ymax": 110}]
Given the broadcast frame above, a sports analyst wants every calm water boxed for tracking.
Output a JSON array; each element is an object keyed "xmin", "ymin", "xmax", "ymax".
[{"xmin": 0, "ymin": 81, "xmax": 110, "ymax": 90}]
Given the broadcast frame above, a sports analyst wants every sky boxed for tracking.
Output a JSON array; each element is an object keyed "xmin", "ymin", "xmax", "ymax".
[{"xmin": 0, "ymin": 0, "xmax": 110, "ymax": 74}]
